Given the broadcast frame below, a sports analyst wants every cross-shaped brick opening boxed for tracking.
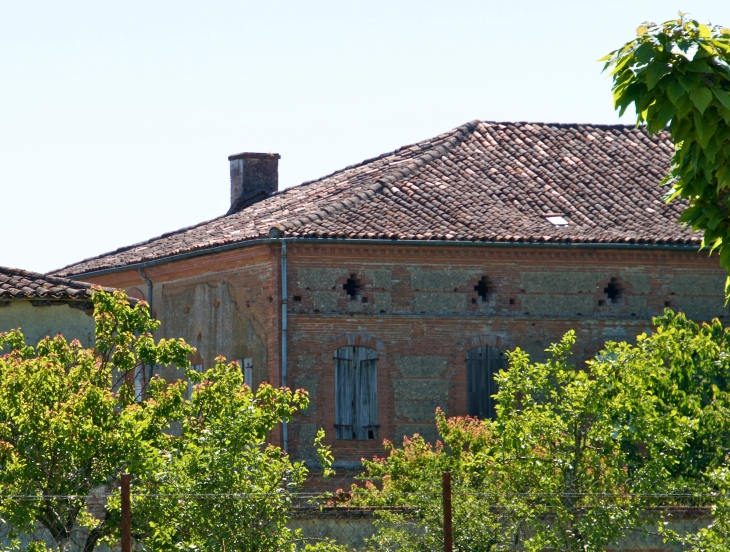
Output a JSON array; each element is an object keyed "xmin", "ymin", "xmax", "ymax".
[
  {"xmin": 604, "ymin": 278, "xmax": 622, "ymax": 304},
  {"xmin": 343, "ymin": 274, "xmax": 361, "ymax": 299},
  {"xmin": 474, "ymin": 276, "xmax": 489, "ymax": 301}
]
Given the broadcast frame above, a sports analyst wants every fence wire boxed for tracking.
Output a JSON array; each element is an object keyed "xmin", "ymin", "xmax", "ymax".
[{"xmin": 0, "ymin": 491, "xmax": 722, "ymax": 551}]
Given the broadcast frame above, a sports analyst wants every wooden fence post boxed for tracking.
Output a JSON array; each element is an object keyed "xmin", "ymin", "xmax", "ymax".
[
  {"xmin": 443, "ymin": 471, "xmax": 453, "ymax": 552},
  {"xmin": 121, "ymin": 473, "xmax": 131, "ymax": 552}
]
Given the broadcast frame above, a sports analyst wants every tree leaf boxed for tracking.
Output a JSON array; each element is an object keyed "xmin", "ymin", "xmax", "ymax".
[
  {"xmin": 671, "ymin": 41, "xmax": 699, "ymax": 61},
  {"xmin": 679, "ymin": 73, "xmax": 700, "ymax": 92},
  {"xmin": 713, "ymin": 88, "xmax": 730, "ymax": 111},
  {"xmin": 716, "ymin": 102, "xmax": 730, "ymax": 125},
  {"xmin": 686, "ymin": 58, "xmax": 713, "ymax": 72},
  {"xmin": 690, "ymin": 88, "xmax": 713, "ymax": 114},
  {"xmin": 647, "ymin": 63, "xmax": 671, "ymax": 89},
  {"xmin": 717, "ymin": 164, "xmax": 730, "ymax": 190},
  {"xmin": 667, "ymin": 81, "xmax": 686, "ymax": 104},
  {"xmin": 674, "ymin": 94, "xmax": 695, "ymax": 120}
]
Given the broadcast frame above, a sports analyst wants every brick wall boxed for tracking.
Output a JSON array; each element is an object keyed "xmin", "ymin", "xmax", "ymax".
[
  {"xmin": 284, "ymin": 243, "xmax": 728, "ymax": 467},
  {"xmin": 86, "ymin": 241, "xmax": 728, "ymax": 469},
  {"xmin": 84, "ymin": 244, "xmax": 282, "ymax": 418}
]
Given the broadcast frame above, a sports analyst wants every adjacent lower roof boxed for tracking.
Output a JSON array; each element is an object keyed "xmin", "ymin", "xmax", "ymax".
[
  {"xmin": 53, "ymin": 120, "xmax": 698, "ymax": 278},
  {"xmin": 0, "ymin": 267, "xmax": 106, "ymax": 300}
]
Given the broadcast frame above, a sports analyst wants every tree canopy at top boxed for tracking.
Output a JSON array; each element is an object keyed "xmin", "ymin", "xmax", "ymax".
[{"xmin": 602, "ymin": 16, "xmax": 730, "ymax": 293}]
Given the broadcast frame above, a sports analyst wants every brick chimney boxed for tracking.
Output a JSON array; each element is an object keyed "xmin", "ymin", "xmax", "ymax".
[{"xmin": 227, "ymin": 152, "xmax": 280, "ymax": 215}]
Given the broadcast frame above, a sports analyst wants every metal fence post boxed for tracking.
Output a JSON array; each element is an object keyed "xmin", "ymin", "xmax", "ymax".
[
  {"xmin": 121, "ymin": 473, "xmax": 131, "ymax": 552},
  {"xmin": 443, "ymin": 471, "xmax": 453, "ymax": 552}
]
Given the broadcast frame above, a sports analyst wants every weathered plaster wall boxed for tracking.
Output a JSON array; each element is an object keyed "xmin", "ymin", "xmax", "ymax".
[
  {"xmin": 83, "ymin": 245, "xmax": 281, "ymax": 405},
  {"xmin": 0, "ymin": 301, "xmax": 94, "ymax": 349},
  {"xmin": 159, "ymin": 280, "xmax": 268, "ymax": 388}
]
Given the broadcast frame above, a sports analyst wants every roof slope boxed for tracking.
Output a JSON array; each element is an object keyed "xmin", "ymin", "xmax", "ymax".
[
  {"xmin": 1, "ymin": 266, "xmax": 108, "ymax": 300},
  {"xmin": 53, "ymin": 120, "xmax": 697, "ymax": 277}
]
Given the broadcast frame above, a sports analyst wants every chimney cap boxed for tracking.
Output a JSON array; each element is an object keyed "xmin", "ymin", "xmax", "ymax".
[{"xmin": 228, "ymin": 152, "xmax": 281, "ymax": 161}]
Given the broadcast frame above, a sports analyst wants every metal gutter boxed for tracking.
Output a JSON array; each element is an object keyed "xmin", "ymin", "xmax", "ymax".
[
  {"xmin": 281, "ymin": 241, "xmax": 289, "ymax": 453},
  {"xmin": 137, "ymin": 268, "xmax": 156, "ymax": 393},
  {"xmin": 65, "ymin": 237, "xmax": 705, "ymax": 281}
]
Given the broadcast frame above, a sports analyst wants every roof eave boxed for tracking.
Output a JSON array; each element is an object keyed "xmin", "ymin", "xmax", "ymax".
[{"xmin": 60, "ymin": 237, "xmax": 705, "ymax": 280}]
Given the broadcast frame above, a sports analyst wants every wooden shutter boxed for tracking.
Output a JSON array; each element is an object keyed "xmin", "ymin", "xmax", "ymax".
[
  {"xmin": 356, "ymin": 347, "xmax": 379, "ymax": 440},
  {"xmin": 335, "ymin": 346, "xmax": 378, "ymax": 440},
  {"xmin": 334, "ymin": 347, "xmax": 356, "ymax": 439},
  {"xmin": 466, "ymin": 345, "xmax": 506, "ymax": 420}
]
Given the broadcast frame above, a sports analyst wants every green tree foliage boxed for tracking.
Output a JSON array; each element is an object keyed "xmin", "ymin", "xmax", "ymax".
[
  {"xmin": 602, "ymin": 16, "xmax": 730, "ymax": 293},
  {"xmin": 0, "ymin": 290, "xmax": 193, "ymax": 551},
  {"xmin": 664, "ymin": 466, "xmax": 730, "ymax": 550},
  {"xmin": 350, "ymin": 312, "xmax": 730, "ymax": 551},
  {"xmin": 124, "ymin": 359, "xmax": 333, "ymax": 551},
  {"xmin": 350, "ymin": 412, "xmax": 522, "ymax": 551},
  {"xmin": 0, "ymin": 289, "xmax": 335, "ymax": 551},
  {"xmin": 639, "ymin": 311, "xmax": 730, "ymax": 481},
  {"xmin": 492, "ymin": 329, "xmax": 692, "ymax": 550}
]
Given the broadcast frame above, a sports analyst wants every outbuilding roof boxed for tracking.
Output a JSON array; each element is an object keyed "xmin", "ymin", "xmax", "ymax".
[
  {"xmin": 0, "ymin": 267, "xmax": 107, "ymax": 301},
  {"xmin": 53, "ymin": 120, "xmax": 697, "ymax": 277}
]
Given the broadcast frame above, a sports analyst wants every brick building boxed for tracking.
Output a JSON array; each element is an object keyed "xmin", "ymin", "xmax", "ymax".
[{"xmin": 52, "ymin": 120, "xmax": 726, "ymax": 469}]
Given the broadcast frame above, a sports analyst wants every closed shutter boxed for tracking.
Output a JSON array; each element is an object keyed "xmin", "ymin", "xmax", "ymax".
[
  {"xmin": 357, "ymin": 347, "xmax": 379, "ymax": 440},
  {"xmin": 335, "ymin": 346, "xmax": 378, "ymax": 440},
  {"xmin": 335, "ymin": 347, "xmax": 356, "ymax": 439},
  {"xmin": 466, "ymin": 345, "xmax": 506, "ymax": 420}
]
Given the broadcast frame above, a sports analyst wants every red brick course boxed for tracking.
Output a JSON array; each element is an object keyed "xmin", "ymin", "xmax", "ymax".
[{"xmin": 83, "ymin": 241, "xmax": 727, "ymax": 472}]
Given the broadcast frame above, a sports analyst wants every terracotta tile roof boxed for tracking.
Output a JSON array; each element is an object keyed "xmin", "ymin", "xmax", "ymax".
[
  {"xmin": 53, "ymin": 120, "xmax": 697, "ymax": 277},
  {"xmin": 0, "ymin": 266, "xmax": 109, "ymax": 301}
]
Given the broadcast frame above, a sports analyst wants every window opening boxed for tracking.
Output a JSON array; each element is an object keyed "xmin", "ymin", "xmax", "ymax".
[
  {"xmin": 474, "ymin": 276, "xmax": 489, "ymax": 301},
  {"xmin": 466, "ymin": 345, "xmax": 507, "ymax": 420},
  {"xmin": 343, "ymin": 274, "xmax": 361, "ymax": 299},
  {"xmin": 545, "ymin": 215, "xmax": 569, "ymax": 226},
  {"xmin": 239, "ymin": 358, "xmax": 253, "ymax": 388},
  {"xmin": 604, "ymin": 278, "xmax": 622, "ymax": 303},
  {"xmin": 334, "ymin": 346, "xmax": 378, "ymax": 440},
  {"xmin": 133, "ymin": 365, "xmax": 146, "ymax": 402}
]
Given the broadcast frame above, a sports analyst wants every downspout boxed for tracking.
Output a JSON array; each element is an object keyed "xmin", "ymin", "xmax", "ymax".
[
  {"xmin": 138, "ymin": 268, "xmax": 155, "ymax": 386},
  {"xmin": 281, "ymin": 241, "xmax": 289, "ymax": 453}
]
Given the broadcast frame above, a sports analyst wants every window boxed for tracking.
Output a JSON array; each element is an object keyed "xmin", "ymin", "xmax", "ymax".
[
  {"xmin": 604, "ymin": 278, "xmax": 622, "ymax": 303},
  {"xmin": 133, "ymin": 366, "xmax": 145, "ymax": 401},
  {"xmin": 239, "ymin": 357, "xmax": 253, "ymax": 388},
  {"xmin": 343, "ymin": 274, "xmax": 362, "ymax": 299},
  {"xmin": 474, "ymin": 276, "xmax": 490, "ymax": 302},
  {"xmin": 334, "ymin": 346, "xmax": 378, "ymax": 440},
  {"xmin": 466, "ymin": 345, "xmax": 507, "ymax": 420},
  {"xmin": 188, "ymin": 363, "xmax": 203, "ymax": 399}
]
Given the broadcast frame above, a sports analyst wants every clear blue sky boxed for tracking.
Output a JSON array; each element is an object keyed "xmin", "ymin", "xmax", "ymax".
[{"xmin": 2, "ymin": 1, "xmax": 728, "ymax": 273}]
